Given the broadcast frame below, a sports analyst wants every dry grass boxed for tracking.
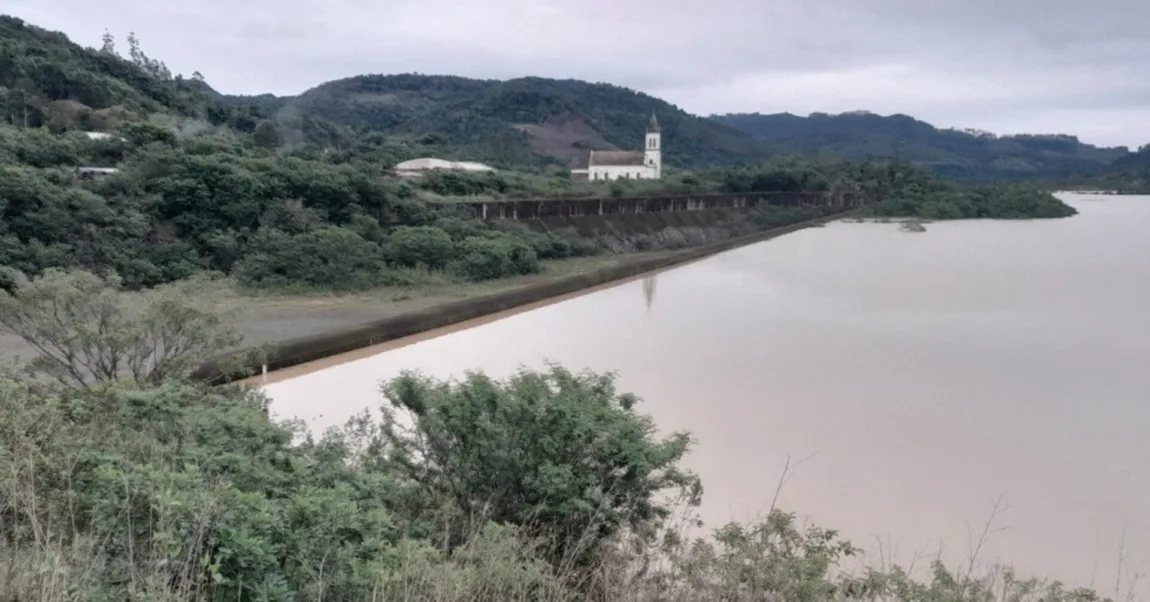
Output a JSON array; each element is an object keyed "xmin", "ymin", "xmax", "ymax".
[
  {"xmin": 227, "ymin": 254, "xmax": 661, "ymax": 311},
  {"xmin": 0, "ymin": 254, "xmax": 670, "ymax": 360}
]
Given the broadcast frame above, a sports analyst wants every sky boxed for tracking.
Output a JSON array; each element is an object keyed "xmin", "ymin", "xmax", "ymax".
[{"xmin": 8, "ymin": 0, "xmax": 1150, "ymax": 148}]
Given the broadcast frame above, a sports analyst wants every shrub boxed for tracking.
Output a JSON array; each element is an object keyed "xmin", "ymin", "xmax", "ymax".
[
  {"xmin": 506, "ymin": 238, "xmax": 540, "ymax": 274},
  {"xmin": 374, "ymin": 364, "xmax": 699, "ymax": 568},
  {"xmin": 0, "ymin": 267, "xmax": 239, "ymax": 387},
  {"xmin": 387, "ymin": 225, "xmax": 455, "ymax": 269},
  {"xmin": 452, "ymin": 236, "xmax": 513, "ymax": 281},
  {"xmin": 235, "ymin": 226, "xmax": 387, "ymax": 291},
  {"xmin": 432, "ymin": 216, "xmax": 487, "ymax": 241}
]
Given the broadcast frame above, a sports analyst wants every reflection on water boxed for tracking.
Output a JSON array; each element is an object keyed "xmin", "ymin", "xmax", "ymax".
[
  {"xmin": 642, "ymin": 274, "xmax": 657, "ymax": 312},
  {"xmin": 264, "ymin": 195, "xmax": 1150, "ymax": 593}
]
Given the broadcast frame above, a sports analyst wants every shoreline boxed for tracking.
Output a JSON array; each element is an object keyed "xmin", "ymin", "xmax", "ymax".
[{"xmin": 195, "ymin": 209, "xmax": 859, "ymax": 384}]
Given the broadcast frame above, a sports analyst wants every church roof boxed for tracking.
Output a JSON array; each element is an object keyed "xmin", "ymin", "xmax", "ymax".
[
  {"xmin": 589, "ymin": 150, "xmax": 645, "ymax": 166},
  {"xmin": 646, "ymin": 114, "xmax": 660, "ymax": 133}
]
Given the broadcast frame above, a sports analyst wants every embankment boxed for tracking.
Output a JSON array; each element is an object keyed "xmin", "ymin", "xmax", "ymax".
[
  {"xmin": 526, "ymin": 207, "xmax": 746, "ymax": 236},
  {"xmin": 193, "ymin": 209, "xmax": 857, "ymax": 384}
]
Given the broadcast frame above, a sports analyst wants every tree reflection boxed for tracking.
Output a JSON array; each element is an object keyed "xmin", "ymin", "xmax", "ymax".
[{"xmin": 641, "ymin": 274, "xmax": 657, "ymax": 313}]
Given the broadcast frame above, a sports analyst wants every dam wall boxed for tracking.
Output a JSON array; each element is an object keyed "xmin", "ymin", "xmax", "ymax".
[
  {"xmin": 524, "ymin": 207, "xmax": 749, "ymax": 236},
  {"xmin": 461, "ymin": 191, "xmax": 862, "ymax": 221}
]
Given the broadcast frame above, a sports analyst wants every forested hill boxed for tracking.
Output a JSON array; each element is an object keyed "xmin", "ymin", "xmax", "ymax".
[
  {"xmin": 1057, "ymin": 144, "xmax": 1150, "ymax": 193},
  {"xmin": 218, "ymin": 76, "xmax": 1140, "ymax": 180},
  {"xmin": 215, "ymin": 74, "xmax": 767, "ymax": 169},
  {"xmin": 711, "ymin": 111, "xmax": 1130, "ymax": 182},
  {"xmin": 0, "ymin": 15, "xmax": 268, "ymax": 133}
]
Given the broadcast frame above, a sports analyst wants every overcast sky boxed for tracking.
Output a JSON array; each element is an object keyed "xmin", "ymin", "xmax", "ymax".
[{"xmin": 10, "ymin": 0, "xmax": 1150, "ymax": 148}]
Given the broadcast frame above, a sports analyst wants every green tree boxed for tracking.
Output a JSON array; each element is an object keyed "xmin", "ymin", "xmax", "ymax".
[
  {"xmin": 387, "ymin": 225, "xmax": 456, "ymax": 269},
  {"xmin": 0, "ymin": 268, "xmax": 240, "ymax": 388},
  {"xmin": 372, "ymin": 364, "xmax": 700, "ymax": 567},
  {"xmin": 252, "ymin": 119, "xmax": 281, "ymax": 148},
  {"xmin": 122, "ymin": 121, "xmax": 177, "ymax": 147},
  {"xmin": 99, "ymin": 29, "xmax": 116, "ymax": 55},
  {"xmin": 452, "ymin": 236, "xmax": 514, "ymax": 280},
  {"xmin": 506, "ymin": 237, "xmax": 540, "ymax": 274},
  {"xmin": 234, "ymin": 226, "xmax": 390, "ymax": 291}
]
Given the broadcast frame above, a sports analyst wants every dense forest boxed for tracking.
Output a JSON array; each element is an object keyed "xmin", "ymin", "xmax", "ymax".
[
  {"xmin": 1053, "ymin": 144, "xmax": 1150, "ymax": 193},
  {"xmin": 712, "ymin": 111, "xmax": 1130, "ymax": 182},
  {"xmin": 222, "ymin": 78, "xmax": 1141, "ymax": 180},
  {"xmin": 213, "ymin": 74, "xmax": 766, "ymax": 168}
]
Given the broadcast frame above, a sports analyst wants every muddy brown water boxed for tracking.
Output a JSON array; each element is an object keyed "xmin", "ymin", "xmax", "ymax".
[{"xmin": 263, "ymin": 194, "xmax": 1150, "ymax": 592}]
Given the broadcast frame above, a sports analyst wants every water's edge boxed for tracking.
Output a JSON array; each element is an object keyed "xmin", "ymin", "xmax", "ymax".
[{"xmin": 193, "ymin": 209, "xmax": 860, "ymax": 384}]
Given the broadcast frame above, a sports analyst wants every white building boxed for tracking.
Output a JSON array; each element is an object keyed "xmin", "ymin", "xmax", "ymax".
[
  {"xmin": 80, "ymin": 131, "xmax": 126, "ymax": 142},
  {"xmin": 393, "ymin": 157, "xmax": 495, "ymax": 178},
  {"xmin": 74, "ymin": 166, "xmax": 120, "ymax": 180},
  {"xmin": 578, "ymin": 114, "xmax": 662, "ymax": 182}
]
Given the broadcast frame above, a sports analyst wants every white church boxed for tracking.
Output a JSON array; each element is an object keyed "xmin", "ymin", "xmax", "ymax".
[{"xmin": 573, "ymin": 114, "xmax": 663, "ymax": 181}]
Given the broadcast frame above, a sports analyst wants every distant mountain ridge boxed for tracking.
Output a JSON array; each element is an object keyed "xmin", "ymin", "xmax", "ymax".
[
  {"xmin": 209, "ymin": 74, "xmax": 765, "ymax": 169},
  {"xmin": 1, "ymin": 11, "xmax": 1138, "ymax": 180},
  {"xmin": 710, "ymin": 111, "xmax": 1129, "ymax": 182},
  {"xmin": 210, "ymin": 75, "xmax": 1135, "ymax": 180}
]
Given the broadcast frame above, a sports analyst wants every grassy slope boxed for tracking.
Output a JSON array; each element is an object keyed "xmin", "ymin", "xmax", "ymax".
[{"xmin": 0, "ymin": 254, "xmax": 668, "ymax": 360}]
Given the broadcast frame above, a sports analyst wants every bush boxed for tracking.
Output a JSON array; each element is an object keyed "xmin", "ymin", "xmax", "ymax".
[
  {"xmin": 0, "ymin": 268, "xmax": 239, "ymax": 387},
  {"xmin": 506, "ymin": 238, "xmax": 540, "ymax": 274},
  {"xmin": 869, "ymin": 183, "xmax": 1077, "ymax": 220},
  {"xmin": 121, "ymin": 121, "xmax": 177, "ymax": 147},
  {"xmin": 235, "ymin": 226, "xmax": 387, "ymax": 291},
  {"xmin": 432, "ymin": 216, "xmax": 487, "ymax": 241},
  {"xmin": 450, "ymin": 235, "xmax": 544, "ymax": 281},
  {"xmin": 452, "ymin": 236, "xmax": 514, "ymax": 281},
  {"xmin": 374, "ymin": 364, "xmax": 698, "ymax": 568},
  {"xmin": 387, "ymin": 225, "xmax": 455, "ymax": 269}
]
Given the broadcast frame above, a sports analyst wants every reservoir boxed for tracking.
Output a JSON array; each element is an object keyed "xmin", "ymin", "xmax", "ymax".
[{"xmin": 264, "ymin": 193, "xmax": 1150, "ymax": 593}]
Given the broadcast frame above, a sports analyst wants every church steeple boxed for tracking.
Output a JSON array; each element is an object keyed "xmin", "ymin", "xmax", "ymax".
[
  {"xmin": 646, "ymin": 113, "xmax": 660, "ymax": 133},
  {"xmin": 643, "ymin": 113, "xmax": 662, "ymax": 179}
]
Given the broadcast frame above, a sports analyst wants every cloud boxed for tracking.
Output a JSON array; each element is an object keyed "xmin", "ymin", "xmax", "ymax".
[{"xmin": 8, "ymin": 0, "xmax": 1150, "ymax": 146}]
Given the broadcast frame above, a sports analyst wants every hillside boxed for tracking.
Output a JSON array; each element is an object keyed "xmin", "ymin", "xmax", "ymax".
[
  {"xmin": 226, "ymin": 79, "xmax": 1140, "ymax": 180},
  {"xmin": 1107, "ymin": 143, "xmax": 1150, "ymax": 172},
  {"xmin": 0, "ymin": 15, "xmax": 604, "ymax": 290},
  {"xmin": 0, "ymin": 15, "xmax": 272, "ymax": 134},
  {"xmin": 711, "ymin": 111, "xmax": 1130, "ymax": 181},
  {"xmin": 224, "ymin": 74, "xmax": 768, "ymax": 169},
  {"xmin": 5, "ymin": 13, "xmax": 903, "ymax": 293},
  {"xmin": 1056, "ymin": 144, "xmax": 1150, "ymax": 193}
]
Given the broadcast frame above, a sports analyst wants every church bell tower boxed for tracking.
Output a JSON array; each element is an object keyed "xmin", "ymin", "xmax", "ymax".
[{"xmin": 644, "ymin": 113, "xmax": 662, "ymax": 179}]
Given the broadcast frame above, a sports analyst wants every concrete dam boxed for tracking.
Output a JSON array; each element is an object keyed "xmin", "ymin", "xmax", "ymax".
[{"xmin": 455, "ymin": 191, "xmax": 867, "ymax": 235}]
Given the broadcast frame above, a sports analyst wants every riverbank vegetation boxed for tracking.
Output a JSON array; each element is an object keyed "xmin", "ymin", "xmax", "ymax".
[
  {"xmin": 0, "ymin": 268, "xmax": 1118, "ymax": 601},
  {"xmin": 2, "ymin": 15, "xmax": 1080, "ymax": 296},
  {"xmin": 863, "ymin": 181, "xmax": 1078, "ymax": 220}
]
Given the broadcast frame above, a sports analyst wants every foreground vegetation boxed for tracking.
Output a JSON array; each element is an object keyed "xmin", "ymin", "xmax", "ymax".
[{"xmin": 0, "ymin": 268, "xmax": 1119, "ymax": 601}]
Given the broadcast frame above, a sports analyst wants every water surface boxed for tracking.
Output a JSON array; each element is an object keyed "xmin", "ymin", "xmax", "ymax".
[{"xmin": 266, "ymin": 194, "xmax": 1150, "ymax": 592}]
